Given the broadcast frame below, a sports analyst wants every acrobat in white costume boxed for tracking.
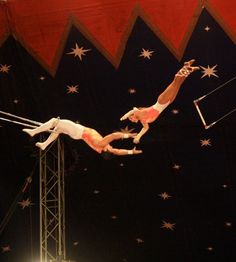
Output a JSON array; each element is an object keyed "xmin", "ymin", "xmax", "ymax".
[{"xmin": 23, "ymin": 118, "xmax": 142, "ymax": 156}]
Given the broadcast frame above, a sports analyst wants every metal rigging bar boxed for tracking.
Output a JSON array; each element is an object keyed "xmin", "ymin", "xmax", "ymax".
[{"xmin": 39, "ymin": 136, "xmax": 66, "ymax": 262}]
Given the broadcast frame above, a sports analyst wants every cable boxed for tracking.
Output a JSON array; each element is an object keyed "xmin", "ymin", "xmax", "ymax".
[
  {"xmin": 0, "ymin": 162, "xmax": 37, "ymax": 236},
  {"xmin": 193, "ymin": 76, "xmax": 236, "ymax": 129}
]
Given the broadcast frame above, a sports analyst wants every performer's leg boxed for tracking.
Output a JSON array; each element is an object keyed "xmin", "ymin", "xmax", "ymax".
[
  {"xmin": 23, "ymin": 118, "xmax": 59, "ymax": 137},
  {"xmin": 35, "ymin": 132, "xmax": 59, "ymax": 150},
  {"xmin": 157, "ymin": 59, "xmax": 199, "ymax": 104}
]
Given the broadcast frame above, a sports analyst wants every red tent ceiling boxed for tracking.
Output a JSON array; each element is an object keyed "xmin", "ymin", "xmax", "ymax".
[{"xmin": 0, "ymin": 0, "xmax": 235, "ymax": 73}]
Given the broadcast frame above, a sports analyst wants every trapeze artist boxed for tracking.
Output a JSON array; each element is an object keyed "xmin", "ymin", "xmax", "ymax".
[
  {"xmin": 120, "ymin": 59, "xmax": 200, "ymax": 143},
  {"xmin": 23, "ymin": 118, "xmax": 142, "ymax": 157}
]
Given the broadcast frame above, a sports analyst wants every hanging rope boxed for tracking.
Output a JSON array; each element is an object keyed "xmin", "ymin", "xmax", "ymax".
[
  {"xmin": 0, "ymin": 110, "xmax": 42, "ymax": 126},
  {"xmin": 0, "ymin": 163, "xmax": 37, "ymax": 236}
]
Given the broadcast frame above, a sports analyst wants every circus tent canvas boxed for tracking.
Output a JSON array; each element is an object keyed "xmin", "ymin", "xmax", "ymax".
[{"xmin": 0, "ymin": 1, "xmax": 236, "ymax": 262}]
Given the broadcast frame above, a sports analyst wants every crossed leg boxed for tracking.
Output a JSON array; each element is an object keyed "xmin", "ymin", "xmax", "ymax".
[
  {"xmin": 23, "ymin": 118, "xmax": 59, "ymax": 137},
  {"xmin": 23, "ymin": 118, "xmax": 60, "ymax": 150}
]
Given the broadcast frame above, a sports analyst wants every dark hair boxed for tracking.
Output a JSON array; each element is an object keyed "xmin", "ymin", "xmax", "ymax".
[{"xmin": 101, "ymin": 150, "xmax": 115, "ymax": 160}]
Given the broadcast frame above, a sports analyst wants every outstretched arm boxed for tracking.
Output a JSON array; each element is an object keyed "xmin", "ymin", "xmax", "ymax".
[
  {"xmin": 97, "ymin": 132, "xmax": 137, "ymax": 148},
  {"xmin": 120, "ymin": 107, "xmax": 139, "ymax": 121},
  {"xmin": 108, "ymin": 146, "xmax": 142, "ymax": 156},
  {"xmin": 133, "ymin": 122, "xmax": 149, "ymax": 144}
]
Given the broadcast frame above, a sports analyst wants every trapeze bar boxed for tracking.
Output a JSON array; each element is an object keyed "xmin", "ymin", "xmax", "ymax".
[
  {"xmin": 193, "ymin": 100, "xmax": 207, "ymax": 128},
  {"xmin": 0, "ymin": 110, "xmax": 42, "ymax": 126},
  {"xmin": 0, "ymin": 111, "xmax": 56, "ymax": 135},
  {"xmin": 194, "ymin": 100, "xmax": 236, "ymax": 129},
  {"xmin": 193, "ymin": 75, "xmax": 236, "ymax": 129},
  {"xmin": 0, "ymin": 117, "xmax": 38, "ymax": 128}
]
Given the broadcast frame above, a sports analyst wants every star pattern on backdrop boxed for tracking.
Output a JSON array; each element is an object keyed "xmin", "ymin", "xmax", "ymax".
[
  {"xmin": 128, "ymin": 88, "xmax": 136, "ymax": 94},
  {"xmin": 200, "ymin": 138, "xmax": 211, "ymax": 147},
  {"xmin": 18, "ymin": 198, "xmax": 33, "ymax": 209},
  {"xmin": 39, "ymin": 76, "xmax": 45, "ymax": 80},
  {"xmin": 159, "ymin": 192, "xmax": 171, "ymax": 200},
  {"xmin": 0, "ymin": 6, "xmax": 235, "ymax": 261},
  {"xmin": 135, "ymin": 238, "xmax": 144, "ymax": 244},
  {"xmin": 200, "ymin": 64, "xmax": 218, "ymax": 78},
  {"xmin": 67, "ymin": 85, "xmax": 79, "ymax": 94},
  {"xmin": 207, "ymin": 246, "xmax": 213, "ymax": 251},
  {"xmin": 139, "ymin": 48, "xmax": 154, "ymax": 59},
  {"xmin": 67, "ymin": 43, "xmax": 91, "ymax": 61},
  {"xmin": 120, "ymin": 126, "xmax": 135, "ymax": 134},
  {"xmin": 172, "ymin": 164, "xmax": 181, "ymax": 170},
  {"xmin": 161, "ymin": 221, "xmax": 175, "ymax": 231},
  {"xmin": 225, "ymin": 222, "xmax": 232, "ymax": 227},
  {"xmin": 204, "ymin": 26, "xmax": 211, "ymax": 32},
  {"xmin": 171, "ymin": 109, "xmax": 179, "ymax": 114},
  {"xmin": 0, "ymin": 64, "xmax": 11, "ymax": 73},
  {"xmin": 1, "ymin": 245, "xmax": 11, "ymax": 253}
]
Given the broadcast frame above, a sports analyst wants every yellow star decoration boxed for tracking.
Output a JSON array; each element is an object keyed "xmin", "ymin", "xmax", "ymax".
[
  {"xmin": 0, "ymin": 64, "xmax": 11, "ymax": 73},
  {"xmin": 200, "ymin": 138, "xmax": 211, "ymax": 147},
  {"xmin": 67, "ymin": 43, "xmax": 91, "ymax": 61},
  {"xmin": 136, "ymin": 238, "xmax": 144, "ymax": 244},
  {"xmin": 128, "ymin": 88, "xmax": 136, "ymax": 94},
  {"xmin": 18, "ymin": 198, "xmax": 33, "ymax": 209},
  {"xmin": 173, "ymin": 164, "xmax": 181, "ymax": 170},
  {"xmin": 159, "ymin": 192, "xmax": 171, "ymax": 200},
  {"xmin": 39, "ymin": 76, "xmax": 45, "ymax": 80},
  {"xmin": 120, "ymin": 126, "xmax": 135, "ymax": 134},
  {"xmin": 207, "ymin": 246, "xmax": 213, "ymax": 251},
  {"xmin": 171, "ymin": 109, "xmax": 179, "ymax": 114},
  {"xmin": 200, "ymin": 65, "xmax": 218, "ymax": 78},
  {"xmin": 225, "ymin": 222, "xmax": 232, "ymax": 227},
  {"xmin": 67, "ymin": 85, "xmax": 79, "ymax": 94},
  {"xmin": 1, "ymin": 245, "xmax": 11, "ymax": 253},
  {"xmin": 161, "ymin": 221, "xmax": 175, "ymax": 231},
  {"xmin": 204, "ymin": 26, "xmax": 211, "ymax": 32},
  {"xmin": 139, "ymin": 48, "xmax": 154, "ymax": 59}
]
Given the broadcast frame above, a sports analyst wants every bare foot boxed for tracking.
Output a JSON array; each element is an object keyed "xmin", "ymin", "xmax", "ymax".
[{"xmin": 132, "ymin": 147, "xmax": 142, "ymax": 154}]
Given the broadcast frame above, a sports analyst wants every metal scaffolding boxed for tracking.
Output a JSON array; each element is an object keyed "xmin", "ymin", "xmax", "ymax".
[
  {"xmin": 39, "ymin": 137, "xmax": 66, "ymax": 262},
  {"xmin": 0, "ymin": 111, "xmax": 74, "ymax": 262}
]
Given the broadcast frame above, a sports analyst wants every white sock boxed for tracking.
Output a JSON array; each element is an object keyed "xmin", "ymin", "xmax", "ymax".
[
  {"xmin": 23, "ymin": 128, "xmax": 35, "ymax": 137},
  {"xmin": 36, "ymin": 142, "xmax": 46, "ymax": 150}
]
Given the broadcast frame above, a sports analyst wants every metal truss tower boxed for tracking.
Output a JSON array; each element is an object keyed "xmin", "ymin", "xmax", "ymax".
[{"xmin": 39, "ymin": 137, "xmax": 66, "ymax": 262}]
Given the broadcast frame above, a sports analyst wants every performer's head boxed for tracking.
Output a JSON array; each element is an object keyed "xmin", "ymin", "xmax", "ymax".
[{"xmin": 128, "ymin": 114, "xmax": 139, "ymax": 123}]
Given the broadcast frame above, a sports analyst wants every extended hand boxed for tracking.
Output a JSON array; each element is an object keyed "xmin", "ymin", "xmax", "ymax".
[
  {"xmin": 133, "ymin": 137, "xmax": 140, "ymax": 144},
  {"xmin": 132, "ymin": 147, "xmax": 142, "ymax": 154}
]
